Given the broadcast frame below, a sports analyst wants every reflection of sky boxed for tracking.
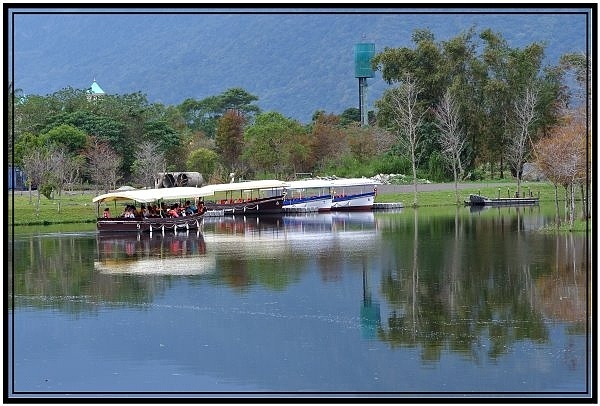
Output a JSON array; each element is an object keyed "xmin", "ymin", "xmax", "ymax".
[{"xmin": 12, "ymin": 277, "xmax": 588, "ymax": 394}]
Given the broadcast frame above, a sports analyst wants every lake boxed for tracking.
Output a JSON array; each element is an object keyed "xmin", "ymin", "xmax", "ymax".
[{"xmin": 6, "ymin": 206, "xmax": 592, "ymax": 399}]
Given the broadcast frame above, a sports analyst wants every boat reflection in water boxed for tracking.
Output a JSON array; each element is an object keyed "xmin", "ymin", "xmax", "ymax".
[
  {"xmin": 94, "ymin": 230, "xmax": 215, "ymax": 276},
  {"xmin": 201, "ymin": 212, "xmax": 380, "ymax": 257}
]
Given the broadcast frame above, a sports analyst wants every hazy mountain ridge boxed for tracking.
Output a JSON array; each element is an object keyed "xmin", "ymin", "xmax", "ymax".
[{"xmin": 10, "ymin": 10, "xmax": 589, "ymax": 123}]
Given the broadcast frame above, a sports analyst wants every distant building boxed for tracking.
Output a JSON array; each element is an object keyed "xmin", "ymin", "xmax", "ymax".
[
  {"xmin": 8, "ymin": 166, "xmax": 27, "ymax": 190},
  {"xmin": 86, "ymin": 79, "xmax": 106, "ymax": 101}
]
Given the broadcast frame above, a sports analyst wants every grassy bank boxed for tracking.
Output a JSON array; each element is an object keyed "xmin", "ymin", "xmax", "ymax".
[
  {"xmin": 8, "ymin": 182, "xmax": 590, "ymax": 233},
  {"xmin": 9, "ymin": 190, "xmax": 99, "ymax": 226},
  {"xmin": 375, "ymin": 181, "xmax": 558, "ymax": 207}
]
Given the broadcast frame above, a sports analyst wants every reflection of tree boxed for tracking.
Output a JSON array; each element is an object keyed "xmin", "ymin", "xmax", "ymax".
[{"xmin": 376, "ymin": 208, "xmax": 586, "ymax": 363}]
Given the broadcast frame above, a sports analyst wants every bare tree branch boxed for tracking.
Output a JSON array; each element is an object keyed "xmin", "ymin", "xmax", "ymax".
[
  {"xmin": 386, "ymin": 74, "xmax": 428, "ymax": 206},
  {"xmin": 434, "ymin": 89, "xmax": 467, "ymax": 203},
  {"xmin": 505, "ymin": 85, "xmax": 539, "ymax": 196}
]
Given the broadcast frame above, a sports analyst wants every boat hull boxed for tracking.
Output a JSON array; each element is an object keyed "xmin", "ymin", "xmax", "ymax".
[
  {"xmin": 331, "ymin": 192, "xmax": 375, "ymax": 211},
  {"xmin": 97, "ymin": 212, "xmax": 204, "ymax": 233},
  {"xmin": 283, "ymin": 194, "xmax": 332, "ymax": 212},
  {"xmin": 204, "ymin": 195, "xmax": 285, "ymax": 215}
]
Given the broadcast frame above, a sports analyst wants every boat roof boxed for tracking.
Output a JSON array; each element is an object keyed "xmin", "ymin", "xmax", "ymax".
[
  {"xmin": 328, "ymin": 178, "xmax": 380, "ymax": 187},
  {"xmin": 285, "ymin": 178, "xmax": 380, "ymax": 189},
  {"xmin": 285, "ymin": 179, "xmax": 335, "ymax": 189},
  {"xmin": 92, "ymin": 186, "xmax": 215, "ymax": 204},
  {"xmin": 202, "ymin": 179, "xmax": 289, "ymax": 193}
]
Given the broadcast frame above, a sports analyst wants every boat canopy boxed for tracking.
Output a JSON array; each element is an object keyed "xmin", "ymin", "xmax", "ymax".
[
  {"xmin": 285, "ymin": 179, "xmax": 335, "ymax": 190},
  {"xmin": 201, "ymin": 179, "xmax": 290, "ymax": 193},
  {"xmin": 328, "ymin": 178, "xmax": 380, "ymax": 187},
  {"xmin": 92, "ymin": 186, "xmax": 215, "ymax": 204},
  {"xmin": 285, "ymin": 178, "xmax": 380, "ymax": 190}
]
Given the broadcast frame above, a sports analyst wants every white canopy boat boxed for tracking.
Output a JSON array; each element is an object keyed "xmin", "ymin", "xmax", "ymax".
[
  {"xmin": 201, "ymin": 180, "xmax": 289, "ymax": 215},
  {"xmin": 92, "ymin": 186, "xmax": 215, "ymax": 232},
  {"xmin": 282, "ymin": 179, "xmax": 335, "ymax": 212},
  {"xmin": 329, "ymin": 178, "xmax": 380, "ymax": 211}
]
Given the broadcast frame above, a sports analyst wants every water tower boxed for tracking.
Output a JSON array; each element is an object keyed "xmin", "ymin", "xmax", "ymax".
[{"xmin": 354, "ymin": 40, "xmax": 375, "ymax": 126}]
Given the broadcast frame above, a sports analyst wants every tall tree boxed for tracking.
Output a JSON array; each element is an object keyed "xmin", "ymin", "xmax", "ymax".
[
  {"xmin": 505, "ymin": 85, "xmax": 539, "ymax": 197},
  {"xmin": 131, "ymin": 141, "xmax": 166, "ymax": 188},
  {"xmin": 21, "ymin": 147, "xmax": 52, "ymax": 210},
  {"xmin": 310, "ymin": 113, "xmax": 347, "ymax": 171},
  {"xmin": 215, "ymin": 110, "xmax": 246, "ymax": 173},
  {"xmin": 534, "ymin": 109, "xmax": 586, "ymax": 228},
  {"xmin": 85, "ymin": 137, "xmax": 122, "ymax": 193},
  {"xmin": 434, "ymin": 89, "xmax": 467, "ymax": 204},
  {"xmin": 377, "ymin": 74, "xmax": 428, "ymax": 206}
]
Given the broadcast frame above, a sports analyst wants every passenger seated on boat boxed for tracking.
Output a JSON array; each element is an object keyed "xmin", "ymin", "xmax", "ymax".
[
  {"xmin": 122, "ymin": 205, "xmax": 135, "ymax": 218},
  {"xmin": 103, "ymin": 208, "xmax": 110, "ymax": 218},
  {"xmin": 159, "ymin": 203, "xmax": 168, "ymax": 218},
  {"xmin": 168, "ymin": 204, "xmax": 179, "ymax": 218},
  {"xmin": 140, "ymin": 204, "xmax": 149, "ymax": 218},
  {"xmin": 185, "ymin": 200, "xmax": 197, "ymax": 215}
]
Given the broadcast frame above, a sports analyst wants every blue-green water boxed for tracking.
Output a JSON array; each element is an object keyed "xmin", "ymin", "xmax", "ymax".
[{"xmin": 7, "ymin": 206, "xmax": 592, "ymax": 399}]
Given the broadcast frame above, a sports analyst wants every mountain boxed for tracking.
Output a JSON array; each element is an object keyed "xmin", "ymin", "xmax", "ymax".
[{"xmin": 8, "ymin": 7, "xmax": 590, "ymax": 123}]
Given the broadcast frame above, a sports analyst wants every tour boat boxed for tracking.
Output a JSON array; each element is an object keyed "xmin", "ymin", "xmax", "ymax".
[
  {"xmin": 201, "ymin": 179, "xmax": 289, "ymax": 215},
  {"xmin": 92, "ymin": 186, "xmax": 214, "ymax": 233},
  {"xmin": 282, "ymin": 179, "xmax": 334, "ymax": 212},
  {"xmin": 329, "ymin": 178, "xmax": 380, "ymax": 211}
]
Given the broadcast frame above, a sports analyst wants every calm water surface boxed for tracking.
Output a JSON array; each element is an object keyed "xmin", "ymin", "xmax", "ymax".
[{"xmin": 7, "ymin": 206, "xmax": 591, "ymax": 398}]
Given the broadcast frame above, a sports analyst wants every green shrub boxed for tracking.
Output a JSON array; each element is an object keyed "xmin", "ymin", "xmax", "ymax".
[
  {"xmin": 372, "ymin": 153, "xmax": 411, "ymax": 174},
  {"xmin": 427, "ymin": 150, "xmax": 450, "ymax": 182}
]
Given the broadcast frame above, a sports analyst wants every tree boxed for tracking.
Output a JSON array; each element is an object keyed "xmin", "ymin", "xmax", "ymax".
[
  {"xmin": 218, "ymin": 87, "xmax": 261, "ymax": 118},
  {"xmin": 243, "ymin": 112, "xmax": 306, "ymax": 178},
  {"xmin": 40, "ymin": 124, "xmax": 87, "ymax": 155},
  {"xmin": 310, "ymin": 113, "xmax": 347, "ymax": 171},
  {"xmin": 131, "ymin": 141, "xmax": 166, "ymax": 188},
  {"xmin": 187, "ymin": 148, "xmax": 219, "ymax": 179},
  {"xmin": 215, "ymin": 110, "xmax": 246, "ymax": 172},
  {"xmin": 505, "ymin": 85, "xmax": 539, "ymax": 197},
  {"xmin": 434, "ymin": 89, "xmax": 467, "ymax": 204},
  {"xmin": 21, "ymin": 147, "xmax": 52, "ymax": 211},
  {"xmin": 534, "ymin": 109, "xmax": 587, "ymax": 228},
  {"xmin": 377, "ymin": 74, "xmax": 427, "ymax": 206},
  {"xmin": 339, "ymin": 107, "xmax": 361, "ymax": 126},
  {"xmin": 47, "ymin": 147, "xmax": 81, "ymax": 213},
  {"xmin": 143, "ymin": 119, "xmax": 181, "ymax": 170},
  {"xmin": 85, "ymin": 137, "xmax": 122, "ymax": 193},
  {"xmin": 178, "ymin": 88, "xmax": 260, "ymax": 139}
]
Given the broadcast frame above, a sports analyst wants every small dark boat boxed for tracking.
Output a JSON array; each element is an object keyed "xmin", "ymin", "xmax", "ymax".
[{"xmin": 465, "ymin": 194, "xmax": 540, "ymax": 206}]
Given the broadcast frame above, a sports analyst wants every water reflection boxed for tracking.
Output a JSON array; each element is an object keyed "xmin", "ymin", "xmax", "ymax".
[
  {"xmin": 8, "ymin": 207, "xmax": 590, "ymax": 394},
  {"xmin": 95, "ymin": 231, "xmax": 214, "ymax": 276}
]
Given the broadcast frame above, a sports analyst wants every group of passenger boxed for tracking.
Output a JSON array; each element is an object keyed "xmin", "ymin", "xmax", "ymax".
[{"xmin": 103, "ymin": 200, "xmax": 204, "ymax": 219}]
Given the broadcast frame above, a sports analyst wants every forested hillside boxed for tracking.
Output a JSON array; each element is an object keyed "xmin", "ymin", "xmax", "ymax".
[{"xmin": 9, "ymin": 8, "xmax": 589, "ymax": 123}]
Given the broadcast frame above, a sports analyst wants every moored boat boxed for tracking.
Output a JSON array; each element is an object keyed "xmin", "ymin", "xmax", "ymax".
[
  {"xmin": 283, "ymin": 179, "xmax": 334, "ymax": 212},
  {"xmin": 465, "ymin": 194, "xmax": 540, "ymax": 206},
  {"xmin": 330, "ymin": 178, "xmax": 380, "ymax": 211},
  {"xmin": 93, "ymin": 186, "xmax": 214, "ymax": 233},
  {"xmin": 201, "ymin": 179, "xmax": 289, "ymax": 215}
]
